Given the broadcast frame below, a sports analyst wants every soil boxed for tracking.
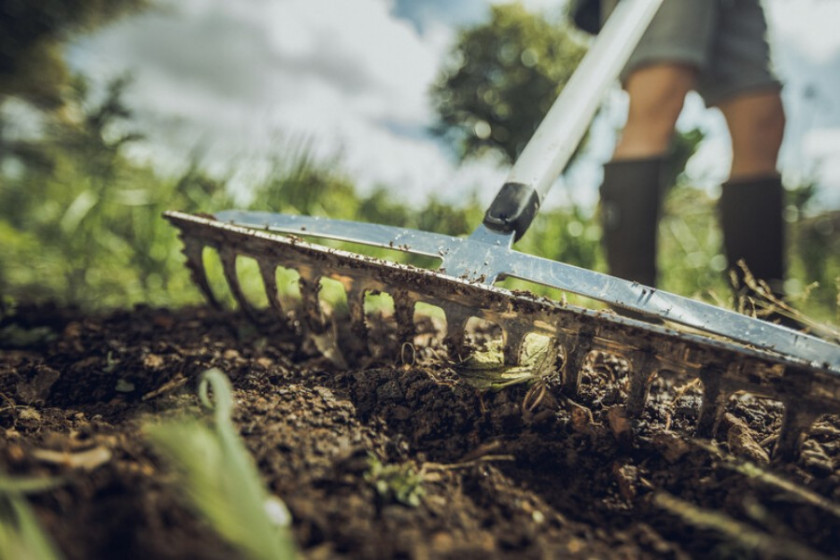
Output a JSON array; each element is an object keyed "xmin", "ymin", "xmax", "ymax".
[{"xmin": 2, "ymin": 303, "xmax": 840, "ymax": 559}]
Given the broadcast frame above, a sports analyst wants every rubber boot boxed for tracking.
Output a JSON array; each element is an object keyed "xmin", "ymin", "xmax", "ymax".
[
  {"xmin": 718, "ymin": 175, "xmax": 791, "ymax": 322},
  {"xmin": 599, "ymin": 157, "xmax": 666, "ymax": 287}
]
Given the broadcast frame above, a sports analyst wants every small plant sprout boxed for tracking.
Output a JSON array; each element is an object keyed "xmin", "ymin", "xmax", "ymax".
[
  {"xmin": 364, "ymin": 454, "xmax": 425, "ymax": 507},
  {"xmin": 0, "ymin": 475, "xmax": 65, "ymax": 560},
  {"xmin": 145, "ymin": 368, "xmax": 298, "ymax": 560}
]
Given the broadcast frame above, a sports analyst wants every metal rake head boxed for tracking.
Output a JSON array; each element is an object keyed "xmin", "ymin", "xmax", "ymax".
[{"xmin": 165, "ymin": 211, "xmax": 840, "ymax": 461}]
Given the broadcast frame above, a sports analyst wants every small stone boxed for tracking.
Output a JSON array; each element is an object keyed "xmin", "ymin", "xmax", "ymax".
[{"xmin": 143, "ymin": 353, "xmax": 165, "ymax": 369}]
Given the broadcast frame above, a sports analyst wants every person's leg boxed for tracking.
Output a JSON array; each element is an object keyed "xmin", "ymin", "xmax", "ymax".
[
  {"xmin": 598, "ymin": 0, "xmax": 713, "ymax": 286},
  {"xmin": 719, "ymin": 89, "xmax": 785, "ymax": 180},
  {"xmin": 613, "ymin": 64, "xmax": 697, "ymax": 160},
  {"xmin": 601, "ymin": 64, "xmax": 696, "ymax": 286},
  {"xmin": 717, "ymin": 88, "xmax": 787, "ymax": 302}
]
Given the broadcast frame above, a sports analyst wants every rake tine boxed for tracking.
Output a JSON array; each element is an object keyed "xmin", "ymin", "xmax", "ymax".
[
  {"xmin": 774, "ymin": 403, "xmax": 820, "ymax": 462},
  {"xmin": 772, "ymin": 367, "xmax": 822, "ymax": 461},
  {"xmin": 298, "ymin": 271, "xmax": 327, "ymax": 333},
  {"xmin": 329, "ymin": 280, "xmax": 371, "ymax": 365},
  {"xmin": 502, "ymin": 322, "xmax": 529, "ymax": 366},
  {"xmin": 444, "ymin": 306, "xmax": 472, "ymax": 360},
  {"xmin": 295, "ymin": 271, "xmax": 349, "ymax": 366},
  {"xmin": 275, "ymin": 267, "xmax": 303, "ymax": 322},
  {"xmin": 219, "ymin": 246, "xmax": 260, "ymax": 322},
  {"xmin": 393, "ymin": 290, "xmax": 417, "ymax": 345},
  {"xmin": 626, "ymin": 349, "xmax": 657, "ymax": 417},
  {"xmin": 561, "ymin": 327, "xmax": 595, "ymax": 396},
  {"xmin": 346, "ymin": 283, "xmax": 369, "ymax": 348},
  {"xmin": 181, "ymin": 237, "xmax": 220, "ymax": 308},
  {"xmin": 258, "ymin": 260, "xmax": 292, "ymax": 327},
  {"xmin": 696, "ymin": 365, "xmax": 729, "ymax": 438}
]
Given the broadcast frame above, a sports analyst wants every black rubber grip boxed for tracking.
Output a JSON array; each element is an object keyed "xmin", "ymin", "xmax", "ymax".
[{"xmin": 483, "ymin": 182, "xmax": 541, "ymax": 241}]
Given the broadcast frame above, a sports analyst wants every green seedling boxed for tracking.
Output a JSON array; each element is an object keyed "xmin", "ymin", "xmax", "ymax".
[
  {"xmin": 364, "ymin": 454, "xmax": 425, "ymax": 507},
  {"xmin": 145, "ymin": 368, "xmax": 297, "ymax": 560},
  {"xmin": 0, "ymin": 475, "xmax": 65, "ymax": 560}
]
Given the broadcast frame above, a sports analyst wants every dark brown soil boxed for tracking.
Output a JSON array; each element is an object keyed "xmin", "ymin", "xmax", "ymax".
[{"xmin": 2, "ymin": 304, "xmax": 840, "ymax": 559}]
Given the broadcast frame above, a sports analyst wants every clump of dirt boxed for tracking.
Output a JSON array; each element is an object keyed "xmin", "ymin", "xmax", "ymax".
[{"xmin": 2, "ymin": 304, "xmax": 840, "ymax": 559}]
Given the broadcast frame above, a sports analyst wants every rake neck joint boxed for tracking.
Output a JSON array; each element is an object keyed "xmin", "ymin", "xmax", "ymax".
[{"xmin": 483, "ymin": 182, "xmax": 541, "ymax": 242}]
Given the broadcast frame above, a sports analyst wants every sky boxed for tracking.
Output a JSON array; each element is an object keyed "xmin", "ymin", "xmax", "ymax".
[{"xmin": 67, "ymin": 0, "xmax": 840, "ymax": 211}]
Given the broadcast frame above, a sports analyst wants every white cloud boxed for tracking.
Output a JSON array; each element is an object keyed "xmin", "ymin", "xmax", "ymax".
[
  {"xmin": 68, "ymin": 0, "xmax": 487, "ymax": 204},
  {"xmin": 766, "ymin": 0, "xmax": 840, "ymax": 63},
  {"xmin": 64, "ymin": 0, "xmax": 840, "ymax": 212}
]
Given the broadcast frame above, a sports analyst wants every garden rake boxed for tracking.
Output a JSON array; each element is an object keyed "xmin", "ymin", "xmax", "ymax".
[{"xmin": 166, "ymin": 0, "xmax": 840, "ymax": 460}]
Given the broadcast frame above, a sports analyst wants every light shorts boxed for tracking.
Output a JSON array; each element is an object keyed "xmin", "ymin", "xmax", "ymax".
[{"xmin": 602, "ymin": 0, "xmax": 782, "ymax": 106}]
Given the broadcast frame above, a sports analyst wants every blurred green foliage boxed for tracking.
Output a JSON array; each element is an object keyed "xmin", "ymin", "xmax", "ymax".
[
  {"xmin": 431, "ymin": 3, "xmax": 587, "ymax": 163},
  {"xmin": 1, "ymin": 0, "xmax": 149, "ymax": 109},
  {"xmin": 1, "ymin": 76, "xmax": 225, "ymax": 308},
  {"xmin": 0, "ymin": 2, "xmax": 837, "ymax": 327},
  {"xmin": 1, "ymin": 71, "xmax": 837, "ymax": 323}
]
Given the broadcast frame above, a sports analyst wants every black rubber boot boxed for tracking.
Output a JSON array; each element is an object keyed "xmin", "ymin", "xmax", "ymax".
[
  {"xmin": 718, "ymin": 175, "xmax": 801, "ymax": 328},
  {"xmin": 599, "ymin": 157, "xmax": 666, "ymax": 287},
  {"xmin": 718, "ymin": 175, "xmax": 786, "ymax": 298}
]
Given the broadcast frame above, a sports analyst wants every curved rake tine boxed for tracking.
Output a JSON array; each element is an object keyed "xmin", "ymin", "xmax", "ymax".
[
  {"xmin": 181, "ymin": 237, "xmax": 220, "ymax": 308},
  {"xmin": 219, "ymin": 246, "xmax": 261, "ymax": 322},
  {"xmin": 444, "ymin": 306, "xmax": 472, "ymax": 360},
  {"xmin": 258, "ymin": 260, "xmax": 296, "ymax": 331},
  {"xmin": 333, "ymin": 282, "xmax": 370, "ymax": 365},
  {"xmin": 773, "ymin": 367, "xmax": 823, "ymax": 461},
  {"xmin": 774, "ymin": 402, "xmax": 820, "ymax": 462},
  {"xmin": 393, "ymin": 290, "xmax": 417, "ymax": 345},
  {"xmin": 627, "ymin": 349, "xmax": 657, "ymax": 417},
  {"xmin": 697, "ymin": 365, "xmax": 730, "ymax": 438},
  {"xmin": 561, "ymin": 327, "xmax": 595, "ymax": 396},
  {"xmin": 296, "ymin": 271, "xmax": 347, "ymax": 366},
  {"xmin": 503, "ymin": 323, "xmax": 529, "ymax": 366},
  {"xmin": 348, "ymin": 284, "xmax": 369, "ymax": 345},
  {"xmin": 298, "ymin": 272, "xmax": 327, "ymax": 334}
]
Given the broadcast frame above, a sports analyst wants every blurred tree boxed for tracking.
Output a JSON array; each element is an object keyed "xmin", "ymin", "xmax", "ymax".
[
  {"xmin": 665, "ymin": 127, "xmax": 704, "ymax": 188},
  {"xmin": 0, "ymin": 0, "xmax": 149, "ymax": 109},
  {"xmin": 431, "ymin": 3, "xmax": 587, "ymax": 163}
]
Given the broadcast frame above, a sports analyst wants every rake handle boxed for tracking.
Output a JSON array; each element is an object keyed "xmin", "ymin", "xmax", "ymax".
[{"xmin": 483, "ymin": 0, "xmax": 664, "ymax": 240}]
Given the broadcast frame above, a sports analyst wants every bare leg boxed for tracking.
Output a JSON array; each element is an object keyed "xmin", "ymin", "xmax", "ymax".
[
  {"xmin": 718, "ymin": 88, "xmax": 785, "ymax": 179},
  {"xmin": 613, "ymin": 63, "xmax": 698, "ymax": 160}
]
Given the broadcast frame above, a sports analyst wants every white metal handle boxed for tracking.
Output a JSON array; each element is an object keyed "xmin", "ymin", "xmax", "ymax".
[{"xmin": 506, "ymin": 0, "xmax": 664, "ymax": 200}]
